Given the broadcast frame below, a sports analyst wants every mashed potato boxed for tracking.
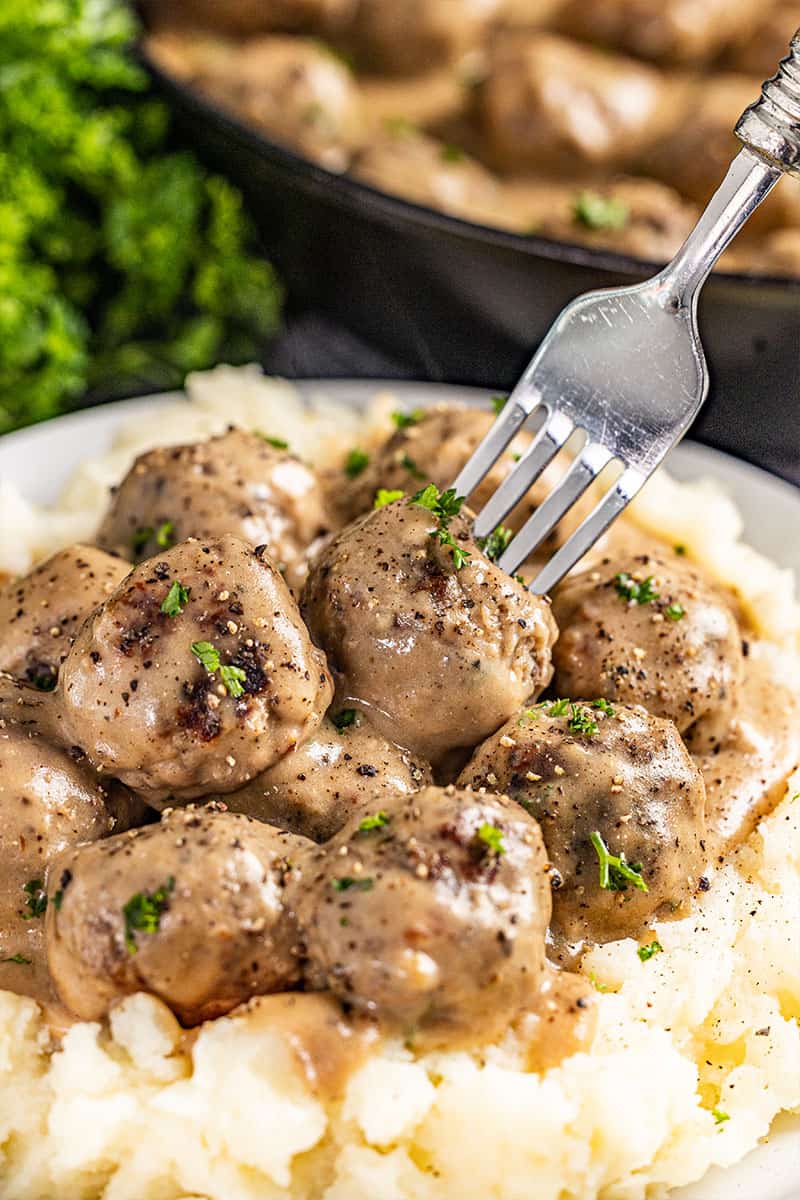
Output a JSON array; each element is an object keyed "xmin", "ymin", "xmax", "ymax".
[{"xmin": 0, "ymin": 367, "xmax": 798, "ymax": 1200}]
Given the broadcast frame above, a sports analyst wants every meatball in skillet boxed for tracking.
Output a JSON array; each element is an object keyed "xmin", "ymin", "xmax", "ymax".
[
  {"xmin": 143, "ymin": 0, "xmax": 356, "ymax": 36},
  {"xmin": 460, "ymin": 702, "xmax": 707, "ymax": 954},
  {"xmin": 34, "ymin": 535, "xmax": 332, "ymax": 803},
  {"xmin": 298, "ymin": 785, "xmax": 552, "ymax": 1043},
  {"xmin": 345, "ymin": 0, "xmax": 504, "ymax": 74},
  {"xmin": 97, "ymin": 428, "xmax": 331, "ymax": 593},
  {"xmin": 0, "ymin": 545, "xmax": 128, "ymax": 691},
  {"xmin": 46, "ymin": 805, "xmax": 309, "ymax": 1025},
  {"xmin": 302, "ymin": 492, "xmax": 556, "ymax": 767},
  {"xmin": 551, "ymin": 551, "xmax": 743, "ymax": 751},
  {"xmin": 221, "ymin": 712, "xmax": 432, "ymax": 841}
]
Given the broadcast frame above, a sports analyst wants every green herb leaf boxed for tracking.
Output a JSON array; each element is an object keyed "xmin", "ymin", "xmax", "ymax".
[
  {"xmin": 589, "ymin": 970, "xmax": 610, "ymax": 993},
  {"xmin": 491, "ymin": 394, "xmax": 508, "ymax": 415},
  {"xmin": 477, "ymin": 524, "xmax": 513, "ymax": 562},
  {"xmin": 220, "ymin": 663, "xmax": 247, "ymax": 698},
  {"xmin": 332, "ymin": 708, "xmax": 358, "ymax": 732},
  {"xmin": 411, "ymin": 484, "xmax": 470, "ymax": 569},
  {"xmin": 155, "ymin": 520, "xmax": 174, "ymax": 548},
  {"xmin": 391, "ymin": 408, "xmax": 424, "ymax": 429},
  {"xmin": 637, "ymin": 940, "xmax": 663, "ymax": 962},
  {"xmin": 345, "ymin": 448, "xmax": 369, "ymax": 478},
  {"xmin": 358, "ymin": 811, "xmax": 390, "ymax": 833},
  {"xmin": 31, "ymin": 670, "xmax": 57, "ymax": 692},
  {"xmin": 573, "ymin": 190, "xmax": 629, "ymax": 231},
  {"xmin": 546, "ymin": 698, "xmax": 570, "ymax": 717},
  {"xmin": 123, "ymin": 876, "xmax": 175, "ymax": 954},
  {"xmin": 591, "ymin": 698, "xmax": 615, "ymax": 716},
  {"xmin": 374, "ymin": 487, "xmax": 405, "ymax": 509},
  {"xmin": 664, "ymin": 602, "xmax": 685, "ymax": 621},
  {"xmin": 258, "ymin": 432, "xmax": 289, "ymax": 450},
  {"xmin": 132, "ymin": 526, "xmax": 153, "ymax": 554},
  {"xmin": 615, "ymin": 572, "xmax": 659, "ymax": 605},
  {"xmin": 1, "ymin": 953, "xmax": 32, "ymax": 965},
  {"xmin": 567, "ymin": 703, "xmax": 599, "ymax": 737},
  {"xmin": 440, "ymin": 143, "xmax": 465, "ymax": 163},
  {"xmin": 400, "ymin": 453, "xmax": 425, "ymax": 479},
  {"xmin": 476, "ymin": 823, "xmax": 506, "ymax": 856},
  {"xmin": 22, "ymin": 879, "xmax": 47, "ymax": 919},
  {"xmin": 161, "ymin": 580, "xmax": 189, "ymax": 617},
  {"xmin": 590, "ymin": 831, "xmax": 648, "ymax": 893},
  {"xmin": 712, "ymin": 1108, "xmax": 730, "ymax": 1125},
  {"xmin": 191, "ymin": 640, "xmax": 220, "ymax": 673},
  {"xmin": 52, "ymin": 889, "xmax": 64, "ymax": 912},
  {"xmin": 331, "ymin": 876, "xmax": 374, "ymax": 893}
]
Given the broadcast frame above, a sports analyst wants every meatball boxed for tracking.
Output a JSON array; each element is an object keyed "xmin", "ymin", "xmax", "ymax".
[
  {"xmin": 222, "ymin": 713, "xmax": 433, "ymax": 841},
  {"xmin": 460, "ymin": 703, "xmax": 707, "ymax": 953},
  {"xmin": 551, "ymin": 550, "xmax": 743, "ymax": 751},
  {"xmin": 353, "ymin": 129, "xmax": 504, "ymax": 228},
  {"xmin": 478, "ymin": 34, "xmax": 673, "ymax": 172},
  {"xmin": 143, "ymin": 0, "xmax": 356, "ymax": 36},
  {"xmin": 346, "ymin": 0, "xmax": 504, "ymax": 74},
  {"xmin": 0, "ymin": 722, "xmax": 115, "ymax": 1002},
  {"xmin": 301, "ymin": 495, "xmax": 556, "ymax": 766},
  {"xmin": 0, "ymin": 545, "xmax": 128, "ymax": 691},
  {"xmin": 46, "ymin": 805, "xmax": 309, "ymax": 1025},
  {"xmin": 45, "ymin": 535, "xmax": 333, "ymax": 802},
  {"xmin": 298, "ymin": 785, "xmax": 552, "ymax": 1043},
  {"xmin": 97, "ymin": 428, "xmax": 331, "ymax": 593}
]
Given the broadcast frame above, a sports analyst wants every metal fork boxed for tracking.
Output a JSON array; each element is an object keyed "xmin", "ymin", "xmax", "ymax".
[{"xmin": 453, "ymin": 33, "xmax": 800, "ymax": 596}]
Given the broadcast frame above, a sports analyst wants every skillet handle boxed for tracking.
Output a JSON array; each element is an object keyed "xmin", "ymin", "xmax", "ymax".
[{"xmin": 735, "ymin": 31, "xmax": 800, "ymax": 176}]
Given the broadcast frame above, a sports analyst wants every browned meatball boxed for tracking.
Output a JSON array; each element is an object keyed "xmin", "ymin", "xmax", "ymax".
[
  {"xmin": 143, "ymin": 0, "xmax": 356, "ymax": 37},
  {"xmin": 40, "ymin": 535, "xmax": 332, "ymax": 803},
  {"xmin": 551, "ymin": 550, "xmax": 743, "ymax": 751},
  {"xmin": 459, "ymin": 703, "xmax": 707, "ymax": 954},
  {"xmin": 302, "ymin": 494, "xmax": 556, "ymax": 766},
  {"xmin": 346, "ymin": 0, "xmax": 504, "ymax": 74},
  {"xmin": 97, "ymin": 427, "xmax": 331, "ymax": 593},
  {"xmin": 298, "ymin": 785, "xmax": 552, "ymax": 1043},
  {"xmin": 0, "ymin": 545, "xmax": 128, "ymax": 691},
  {"xmin": 0, "ymin": 722, "xmax": 115, "ymax": 1004},
  {"xmin": 478, "ymin": 34, "xmax": 674, "ymax": 173},
  {"xmin": 46, "ymin": 805, "xmax": 309, "ymax": 1025},
  {"xmin": 221, "ymin": 713, "xmax": 433, "ymax": 840}
]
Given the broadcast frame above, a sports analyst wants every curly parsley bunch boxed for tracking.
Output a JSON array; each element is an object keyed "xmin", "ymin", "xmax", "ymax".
[{"xmin": 0, "ymin": 0, "xmax": 282, "ymax": 433}]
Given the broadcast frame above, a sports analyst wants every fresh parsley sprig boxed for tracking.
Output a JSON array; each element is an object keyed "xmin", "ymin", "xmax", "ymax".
[
  {"xmin": 411, "ymin": 483, "xmax": 472, "ymax": 570},
  {"xmin": 123, "ymin": 876, "xmax": 175, "ymax": 954},
  {"xmin": 590, "ymin": 831, "xmax": 648, "ymax": 893}
]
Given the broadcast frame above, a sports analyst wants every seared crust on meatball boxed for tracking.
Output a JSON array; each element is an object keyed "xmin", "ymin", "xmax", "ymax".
[
  {"xmin": 460, "ymin": 703, "xmax": 707, "ymax": 953},
  {"xmin": 46, "ymin": 805, "xmax": 309, "ymax": 1025},
  {"xmin": 298, "ymin": 785, "xmax": 552, "ymax": 1042},
  {"xmin": 301, "ymin": 496, "xmax": 556, "ymax": 765}
]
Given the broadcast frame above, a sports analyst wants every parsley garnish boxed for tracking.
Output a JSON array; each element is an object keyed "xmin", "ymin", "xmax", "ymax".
[
  {"xmin": 131, "ymin": 526, "xmax": 153, "ymax": 554},
  {"xmin": 477, "ymin": 524, "xmax": 513, "ymax": 562},
  {"xmin": 374, "ymin": 487, "xmax": 405, "ymax": 509},
  {"xmin": 161, "ymin": 580, "xmax": 189, "ymax": 617},
  {"xmin": 358, "ymin": 811, "xmax": 390, "ymax": 833},
  {"xmin": 440, "ymin": 143, "xmax": 465, "ymax": 163},
  {"xmin": 476, "ymin": 823, "xmax": 505, "ymax": 856},
  {"xmin": 258, "ymin": 433, "xmax": 289, "ymax": 450},
  {"xmin": 219, "ymin": 664, "xmax": 247, "ymax": 699},
  {"xmin": 331, "ymin": 876, "xmax": 374, "ymax": 892},
  {"xmin": 31, "ymin": 670, "xmax": 57, "ymax": 692},
  {"xmin": 52, "ymin": 889, "xmax": 64, "ymax": 911},
  {"xmin": 567, "ymin": 704, "xmax": 598, "ymax": 737},
  {"xmin": 191, "ymin": 640, "xmax": 220, "ymax": 673},
  {"xmin": 22, "ymin": 879, "xmax": 47, "ymax": 918},
  {"xmin": 1, "ymin": 953, "xmax": 31, "ymax": 965},
  {"xmin": 400, "ymin": 453, "xmax": 425, "ymax": 479},
  {"xmin": 545, "ymin": 698, "xmax": 570, "ymax": 717},
  {"xmin": 123, "ymin": 877, "xmax": 175, "ymax": 954},
  {"xmin": 591, "ymin": 698, "xmax": 615, "ymax": 716},
  {"xmin": 574, "ymin": 190, "xmax": 629, "ymax": 231},
  {"xmin": 615, "ymin": 571, "xmax": 659, "ymax": 605},
  {"xmin": 411, "ymin": 483, "xmax": 472, "ymax": 570},
  {"xmin": 712, "ymin": 1108, "xmax": 730, "ymax": 1125},
  {"xmin": 665, "ymin": 602, "xmax": 685, "ymax": 621},
  {"xmin": 589, "ymin": 971, "xmax": 610, "ymax": 993},
  {"xmin": 332, "ymin": 708, "xmax": 358, "ymax": 732},
  {"xmin": 155, "ymin": 520, "xmax": 174, "ymax": 548},
  {"xmin": 345, "ymin": 448, "xmax": 369, "ymax": 478},
  {"xmin": 391, "ymin": 408, "xmax": 424, "ymax": 429},
  {"xmin": 590, "ymin": 831, "xmax": 648, "ymax": 893},
  {"xmin": 637, "ymin": 940, "xmax": 663, "ymax": 962},
  {"xmin": 491, "ymin": 394, "xmax": 508, "ymax": 415}
]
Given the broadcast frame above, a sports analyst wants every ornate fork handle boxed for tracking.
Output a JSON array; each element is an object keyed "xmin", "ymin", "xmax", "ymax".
[{"xmin": 736, "ymin": 31, "xmax": 800, "ymax": 174}]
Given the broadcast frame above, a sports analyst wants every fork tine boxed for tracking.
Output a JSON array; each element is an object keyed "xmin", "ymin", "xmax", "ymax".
[
  {"xmin": 472, "ymin": 409, "xmax": 574, "ymax": 539},
  {"xmin": 497, "ymin": 442, "xmax": 615, "ymax": 575},
  {"xmin": 451, "ymin": 390, "xmax": 539, "ymax": 501},
  {"xmin": 526, "ymin": 465, "xmax": 647, "ymax": 595}
]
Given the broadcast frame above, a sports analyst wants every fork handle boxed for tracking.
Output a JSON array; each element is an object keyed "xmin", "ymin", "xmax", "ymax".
[{"xmin": 735, "ymin": 31, "xmax": 800, "ymax": 174}]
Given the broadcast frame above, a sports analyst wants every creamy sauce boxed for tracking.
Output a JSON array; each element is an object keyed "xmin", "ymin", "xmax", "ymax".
[{"xmin": 514, "ymin": 966, "xmax": 597, "ymax": 1071}]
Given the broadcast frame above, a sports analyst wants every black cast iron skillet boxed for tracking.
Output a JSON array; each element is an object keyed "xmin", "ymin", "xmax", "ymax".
[{"xmin": 143, "ymin": 52, "xmax": 800, "ymax": 483}]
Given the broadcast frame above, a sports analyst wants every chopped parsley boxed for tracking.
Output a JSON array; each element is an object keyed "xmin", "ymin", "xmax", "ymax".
[
  {"xmin": 31, "ymin": 670, "xmax": 57, "ymax": 692},
  {"xmin": 589, "ymin": 971, "xmax": 610, "ymax": 993},
  {"xmin": 331, "ymin": 876, "xmax": 374, "ymax": 893},
  {"xmin": 573, "ymin": 190, "xmax": 629, "ymax": 231},
  {"xmin": 258, "ymin": 433, "xmax": 289, "ymax": 450},
  {"xmin": 590, "ymin": 831, "xmax": 648, "ymax": 893},
  {"xmin": 591, "ymin": 698, "xmax": 615, "ymax": 716},
  {"xmin": 123, "ymin": 877, "xmax": 175, "ymax": 954},
  {"xmin": 440, "ymin": 143, "xmax": 465, "ymax": 163},
  {"xmin": 161, "ymin": 580, "xmax": 189, "ymax": 617},
  {"xmin": 477, "ymin": 524, "xmax": 513, "ymax": 562},
  {"xmin": 523, "ymin": 697, "xmax": 610, "ymax": 735},
  {"xmin": 491, "ymin": 394, "xmax": 508, "ymax": 415},
  {"xmin": 191, "ymin": 640, "xmax": 220, "ymax": 674},
  {"xmin": 400, "ymin": 453, "xmax": 425, "ymax": 479},
  {"xmin": 155, "ymin": 520, "xmax": 174, "ymax": 548},
  {"xmin": 391, "ymin": 408, "xmax": 424, "ymax": 429},
  {"xmin": 476, "ymin": 823, "xmax": 505, "ymax": 856},
  {"xmin": 22, "ymin": 879, "xmax": 47, "ymax": 919},
  {"xmin": 665, "ymin": 602, "xmax": 685, "ymax": 621},
  {"xmin": 345, "ymin": 448, "xmax": 369, "ymax": 478},
  {"xmin": 219, "ymin": 664, "xmax": 247, "ymax": 699},
  {"xmin": 411, "ymin": 483, "xmax": 471, "ymax": 570},
  {"xmin": 1, "ymin": 954, "xmax": 31, "ymax": 965},
  {"xmin": 374, "ymin": 487, "xmax": 405, "ymax": 509},
  {"xmin": 614, "ymin": 571, "xmax": 659, "ymax": 605},
  {"xmin": 131, "ymin": 526, "xmax": 153, "ymax": 554},
  {"xmin": 358, "ymin": 811, "xmax": 390, "ymax": 833},
  {"xmin": 712, "ymin": 1108, "xmax": 730, "ymax": 1125},
  {"xmin": 52, "ymin": 889, "xmax": 64, "ymax": 912},
  {"xmin": 567, "ymin": 704, "xmax": 598, "ymax": 737},
  {"xmin": 637, "ymin": 940, "xmax": 663, "ymax": 962},
  {"xmin": 545, "ymin": 697, "xmax": 570, "ymax": 717},
  {"xmin": 332, "ymin": 708, "xmax": 358, "ymax": 732}
]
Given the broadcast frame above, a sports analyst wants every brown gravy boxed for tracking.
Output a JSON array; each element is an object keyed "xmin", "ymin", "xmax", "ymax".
[{"xmin": 515, "ymin": 966, "xmax": 597, "ymax": 1072}]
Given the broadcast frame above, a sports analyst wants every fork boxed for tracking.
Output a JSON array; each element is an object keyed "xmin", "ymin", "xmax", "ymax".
[{"xmin": 452, "ymin": 33, "xmax": 800, "ymax": 596}]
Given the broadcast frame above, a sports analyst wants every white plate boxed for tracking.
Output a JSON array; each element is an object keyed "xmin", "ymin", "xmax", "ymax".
[{"xmin": 1, "ymin": 380, "xmax": 798, "ymax": 1200}]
